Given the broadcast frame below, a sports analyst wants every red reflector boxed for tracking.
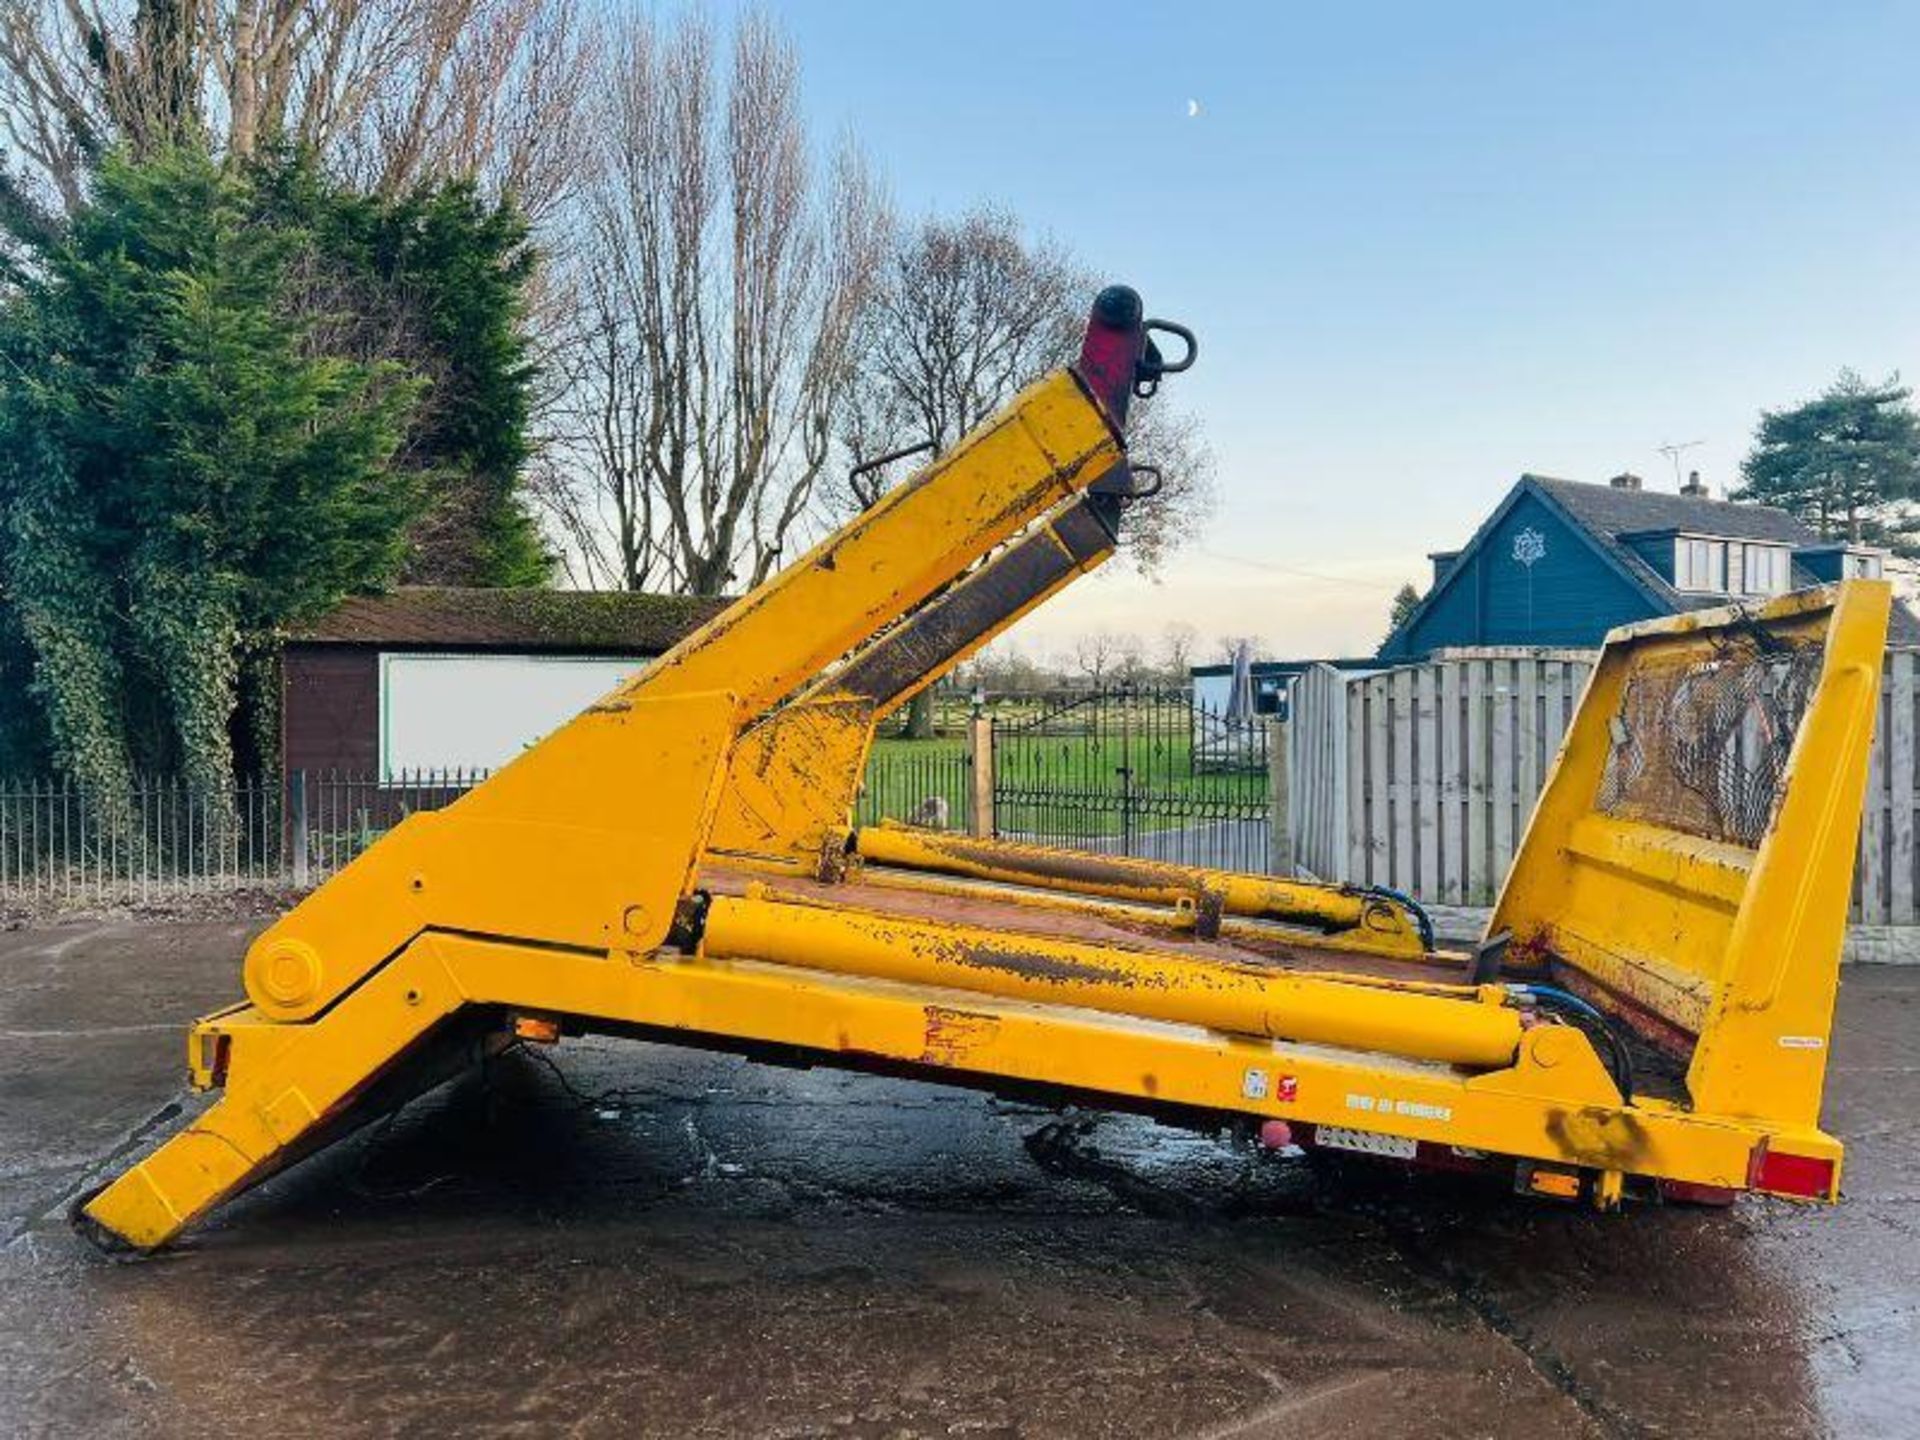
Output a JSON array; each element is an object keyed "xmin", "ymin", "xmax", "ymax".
[
  {"xmin": 1257, "ymin": 1120, "xmax": 1294, "ymax": 1150},
  {"xmin": 1748, "ymin": 1143, "xmax": 1836, "ymax": 1200}
]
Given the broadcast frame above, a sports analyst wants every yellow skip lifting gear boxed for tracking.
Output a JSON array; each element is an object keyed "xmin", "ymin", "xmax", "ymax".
[{"xmin": 78, "ymin": 287, "xmax": 1890, "ymax": 1251}]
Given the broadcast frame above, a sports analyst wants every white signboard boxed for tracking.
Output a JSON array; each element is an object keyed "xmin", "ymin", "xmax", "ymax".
[{"xmin": 379, "ymin": 653, "xmax": 649, "ymax": 780}]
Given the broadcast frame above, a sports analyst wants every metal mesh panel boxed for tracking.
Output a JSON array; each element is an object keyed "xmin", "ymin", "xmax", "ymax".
[{"xmin": 1596, "ymin": 631, "xmax": 1824, "ymax": 848}]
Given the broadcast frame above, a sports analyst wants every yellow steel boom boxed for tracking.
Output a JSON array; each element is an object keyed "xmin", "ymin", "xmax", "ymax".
[{"xmin": 80, "ymin": 289, "xmax": 1888, "ymax": 1251}]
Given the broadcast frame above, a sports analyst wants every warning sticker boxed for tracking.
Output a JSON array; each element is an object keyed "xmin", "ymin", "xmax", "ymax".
[{"xmin": 1242, "ymin": 1068, "xmax": 1269, "ymax": 1101}]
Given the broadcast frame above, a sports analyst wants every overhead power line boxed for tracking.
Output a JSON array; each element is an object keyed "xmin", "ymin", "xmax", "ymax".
[{"xmin": 1193, "ymin": 548, "xmax": 1402, "ymax": 590}]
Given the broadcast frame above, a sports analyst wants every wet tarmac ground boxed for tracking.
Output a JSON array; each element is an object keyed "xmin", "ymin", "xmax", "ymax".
[{"xmin": 3, "ymin": 920, "xmax": 1918, "ymax": 1438}]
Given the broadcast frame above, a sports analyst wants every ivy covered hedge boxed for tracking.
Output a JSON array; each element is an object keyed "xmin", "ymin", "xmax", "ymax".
[{"xmin": 0, "ymin": 145, "xmax": 542, "ymax": 805}]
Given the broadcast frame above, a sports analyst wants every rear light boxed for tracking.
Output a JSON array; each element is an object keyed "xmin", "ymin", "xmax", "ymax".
[{"xmin": 1748, "ymin": 1141, "xmax": 1838, "ymax": 1200}]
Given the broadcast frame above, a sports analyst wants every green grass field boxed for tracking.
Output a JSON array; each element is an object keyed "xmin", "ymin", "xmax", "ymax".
[
  {"xmin": 859, "ymin": 730, "xmax": 1269, "ymax": 838},
  {"xmin": 859, "ymin": 737, "xmax": 971, "ymax": 827}
]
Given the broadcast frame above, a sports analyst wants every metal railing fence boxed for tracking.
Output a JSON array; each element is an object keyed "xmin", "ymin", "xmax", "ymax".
[
  {"xmin": 990, "ymin": 686, "xmax": 1272, "ymax": 871},
  {"xmin": 0, "ymin": 769, "xmax": 489, "ymax": 905},
  {"xmin": 0, "ymin": 774, "xmax": 285, "ymax": 905},
  {"xmin": 857, "ymin": 744, "xmax": 972, "ymax": 832},
  {"xmin": 3, "ymin": 693, "xmax": 1282, "ymax": 905}
]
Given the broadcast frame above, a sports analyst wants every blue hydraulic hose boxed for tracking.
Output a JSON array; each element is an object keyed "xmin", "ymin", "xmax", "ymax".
[
  {"xmin": 1507, "ymin": 983, "xmax": 1607, "ymax": 1024},
  {"xmin": 1362, "ymin": 885, "xmax": 1435, "ymax": 951},
  {"xmin": 1506, "ymin": 984, "xmax": 1636, "ymax": 1102}
]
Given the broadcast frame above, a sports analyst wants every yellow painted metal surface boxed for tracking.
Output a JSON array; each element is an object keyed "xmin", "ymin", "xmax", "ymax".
[
  {"xmin": 847, "ymin": 862, "xmax": 1461, "ymax": 965},
  {"xmin": 241, "ymin": 369, "xmax": 1122, "ymax": 1027},
  {"xmin": 80, "ymin": 329, "xmax": 1879, "ymax": 1249},
  {"xmin": 700, "ymin": 887, "xmax": 1521, "ymax": 1067},
  {"xmin": 708, "ymin": 500, "xmax": 1112, "ymax": 864},
  {"xmin": 854, "ymin": 825, "xmax": 1429, "ymax": 954},
  {"xmin": 88, "ymin": 925, "xmax": 1835, "ymax": 1249},
  {"xmin": 1491, "ymin": 583, "xmax": 1889, "ymax": 1121}
]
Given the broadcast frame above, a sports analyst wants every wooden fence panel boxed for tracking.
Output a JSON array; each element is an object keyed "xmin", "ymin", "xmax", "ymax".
[
  {"xmin": 1289, "ymin": 650, "xmax": 1593, "ymax": 903},
  {"xmin": 1439, "ymin": 663, "xmax": 1464, "ymax": 904},
  {"xmin": 1415, "ymin": 666, "xmax": 1439, "ymax": 899},
  {"xmin": 1860, "ymin": 670, "xmax": 1890, "ymax": 921},
  {"xmin": 1390, "ymin": 668, "xmax": 1414, "ymax": 893},
  {"xmin": 1290, "ymin": 646, "xmax": 1920, "ymax": 918},
  {"xmin": 1857, "ymin": 653, "xmax": 1920, "ymax": 926},
  {"xmin": 1284, "ymin": 664, "xmax": 1351, "ymax": 880},
  {"xmin": 1889, "ymin": 651, "xmax": 1916, "ymax": 925}
]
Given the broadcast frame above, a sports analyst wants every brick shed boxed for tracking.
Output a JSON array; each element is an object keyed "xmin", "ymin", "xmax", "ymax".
[{"xmin": 281, "ymin": 587, "xmax": 728, "ymax": 782}]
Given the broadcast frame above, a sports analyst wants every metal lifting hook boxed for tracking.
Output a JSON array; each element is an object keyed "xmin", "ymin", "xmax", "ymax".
[{"xmin": 1133, "ymin": 319, "xmax": 1198, "ymax": 398}]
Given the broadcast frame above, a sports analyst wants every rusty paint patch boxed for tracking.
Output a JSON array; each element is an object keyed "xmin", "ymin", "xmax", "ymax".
[
  {"xmin": 920, "ymin": 1005, "xmax": 1001, "ymax": 1066},
  {"xmin": 834, "ymin": 517, "xmax": 1100, "ymax": 705},
  {"xmin": 940, "ymin": 938, "xmax": 1134, "ymax": 988},
  {"xmin": 911, "ymin": 835, "xmax": 1184, "ymax": 894},
  {"xmin": 1547, "ymin": 959, "xmax": 1698, "ymax": 1065}
]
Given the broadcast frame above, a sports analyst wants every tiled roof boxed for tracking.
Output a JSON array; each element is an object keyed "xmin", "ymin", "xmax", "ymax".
[
  {"xmin": 1524, "ymin": 477, "xmax": 1920, "ymax": 644},
  {"xmin": 289, "ymin": 587, "xmax": 730, "ymax": 651},
  {"xmin": 1528, "ymin": 475, "xmax": 1819, "ymax": 546}
]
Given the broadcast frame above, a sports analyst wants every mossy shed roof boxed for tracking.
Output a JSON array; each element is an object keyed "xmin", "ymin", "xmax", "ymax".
[{"xmin": 289, "ymin": 587, "xmax": 730, "ymax": 653}]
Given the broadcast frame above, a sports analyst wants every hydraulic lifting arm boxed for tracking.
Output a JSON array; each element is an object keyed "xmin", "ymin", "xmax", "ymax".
[
  {"xmin": 702, "ymin": 449, "xmax": 1430, "ymax": 952},
  {"xmin": 78, "ymin": 286, "xmax": 1161, "ymax": 1247},
  {"xmin": 81, "ymin": 288, "xmax": 1890, "ymax": 1252},
  {"xmin": 706, "ymin": 494, "xmax": 1119, "ymax": 868}
]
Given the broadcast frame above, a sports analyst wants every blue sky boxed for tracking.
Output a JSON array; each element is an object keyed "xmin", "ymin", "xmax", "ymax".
[{"xmin": 770, "ymin": 1, "xmax": 1920, "ymax": 659}]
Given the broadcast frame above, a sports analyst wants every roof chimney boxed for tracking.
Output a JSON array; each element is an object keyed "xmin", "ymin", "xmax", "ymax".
[
  {"xmin": 1680, "ymin": 469, "xmax": 1708, "ymax": 497},
  {"xmin": 1609, "ymin": 471, "xmax": 1643, "ymax": 491}
]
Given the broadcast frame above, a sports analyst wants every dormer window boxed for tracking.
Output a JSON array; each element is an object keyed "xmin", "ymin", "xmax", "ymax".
[
  {"xmin": 1674, "ymin": 536, "xmax": 1790, "ymax": 595},
  {"xmin": 1846, "ymin": 551, "xmax": 1885, "ymax": 580}
]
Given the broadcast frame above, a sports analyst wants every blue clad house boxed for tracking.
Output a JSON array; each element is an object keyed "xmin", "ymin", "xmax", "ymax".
[{"xmin": 1378, "ymin": 472, "xmax": 1913, "ymax": 660}]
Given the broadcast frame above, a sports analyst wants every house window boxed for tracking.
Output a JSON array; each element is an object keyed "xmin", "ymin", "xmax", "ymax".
[
  {"xmin": 1756, "ymin": 546, "xmax": 1790, "ymax": 593},
  {"xmin": 1675, "ymin": 537, "xmax": 1715, "ymax": 591},
  {"xmin": 1676, "ymin": 538, "xmax": 1791, "ymax": 595},
  {"xmin": 1847, "ymin": 551, "xmax": 1885, "ymax": 579}
]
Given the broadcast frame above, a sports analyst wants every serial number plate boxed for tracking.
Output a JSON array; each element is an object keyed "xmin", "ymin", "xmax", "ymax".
[{"xmin": 1315, "ymin": 1125, "xmax": 1418, "ymax": 1160}]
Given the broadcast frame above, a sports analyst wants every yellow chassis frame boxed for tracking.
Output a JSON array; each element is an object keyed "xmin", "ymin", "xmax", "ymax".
[{"xmin": 80, "ymin": 301, "xmax": 1891, "ymax": 1250}]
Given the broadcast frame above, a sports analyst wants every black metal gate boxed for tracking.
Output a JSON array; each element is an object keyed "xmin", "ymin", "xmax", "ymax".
[{"xmin": 990, "ymin": 686, "xmax": 1272, "ymax": 871}]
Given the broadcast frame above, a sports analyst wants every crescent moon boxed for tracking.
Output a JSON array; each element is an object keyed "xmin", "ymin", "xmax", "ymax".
[{"xmin": 1187, "ymin": 99, "xmax": 1201, "ymax": 118}]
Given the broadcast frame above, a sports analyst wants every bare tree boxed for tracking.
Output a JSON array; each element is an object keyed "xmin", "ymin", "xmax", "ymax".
[
  {"xmin": 537, "ymin": 10, "xmax": 887, "ymax": 597},
  {"xmin": 837, "ymin": 206, "xmax": 1079, "ymax": 505},
  {"xmin": 835, "ymin": 204, "xmax": 1215, "ymax": 566},
  {"xmin": 1215, "ymin": 633, "xmax": 1267, "ymax": 664},
  {"xmin": 1065, "ymin": 630, "xmax": 1145, "ymax": 688},
  {"xmin": 832, "ymin": 205, "xmax": 1213, "ymax": 736},
  {"xmin": 1155, "ymin": 620, "xmax": 1198, "ymax": 683},
  {"xmin": 0, "ymin": 0, "xmax": 590, "ymax": 241}
]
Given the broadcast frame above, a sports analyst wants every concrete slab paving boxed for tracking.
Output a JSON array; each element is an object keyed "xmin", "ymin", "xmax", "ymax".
[{"xmin": 1, "ymin": 918, "xmax": 1916, "ymax": 1438}]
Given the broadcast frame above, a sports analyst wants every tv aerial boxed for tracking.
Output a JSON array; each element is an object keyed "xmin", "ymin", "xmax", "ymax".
[{"xmin": 1657, "ymin": 439, "xmax": 1705, "ymax": 488}]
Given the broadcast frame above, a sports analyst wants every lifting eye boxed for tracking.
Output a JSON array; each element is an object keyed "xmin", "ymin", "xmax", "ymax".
[
  {"xmin": 1133, "ymin": 319, "xmax": 1199, "ymax": 397},
  {"xmin": 1141, "ymin": 319, "xmax": 1197, "ymax": 375}
]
